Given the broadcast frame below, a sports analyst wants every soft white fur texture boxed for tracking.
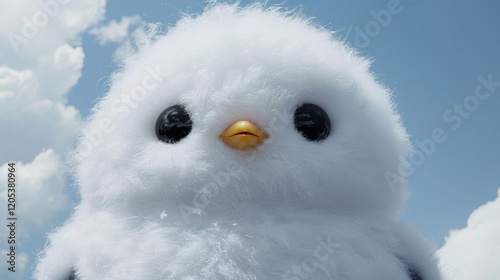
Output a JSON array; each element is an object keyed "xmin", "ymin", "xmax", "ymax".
[{"xmin": 35, "ymin": 3, "xmax": 442, "ymax": 280}]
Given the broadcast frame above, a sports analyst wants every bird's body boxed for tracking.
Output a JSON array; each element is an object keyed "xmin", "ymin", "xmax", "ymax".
[
  {"xmin": 35, "ymin": 4, "xmax": 442, "ymax": 280},
  {"xmin": 37, "ymin": 207, "xmax": 434, "ymax": 279}
]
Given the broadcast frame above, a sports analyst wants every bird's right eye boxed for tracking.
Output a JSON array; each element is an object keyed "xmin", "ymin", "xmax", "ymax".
[{"xmin": 155, "ymin": 105, "xmax": 193, "ymax": 144}]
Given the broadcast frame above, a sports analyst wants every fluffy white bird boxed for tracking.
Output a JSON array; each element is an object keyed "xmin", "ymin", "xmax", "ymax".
[{"xmin": 35, "ymin": 3, "xmax": 442, "ymax": 280}]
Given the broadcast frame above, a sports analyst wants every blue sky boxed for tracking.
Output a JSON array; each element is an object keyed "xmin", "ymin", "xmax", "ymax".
[{"xmin": 1, "ymin": 0, "xmax": 499, "ymax": 279}]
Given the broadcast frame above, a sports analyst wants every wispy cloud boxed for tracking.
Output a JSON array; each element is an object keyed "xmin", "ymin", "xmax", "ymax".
[{"xmin": 89, "ymin": 15, "xmax": 141, "ymax": 45}]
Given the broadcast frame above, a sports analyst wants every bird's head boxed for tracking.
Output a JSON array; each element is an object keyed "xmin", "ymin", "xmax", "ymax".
[{"xmin": 74, "ymin": 4, "xmax": 412, "ymax": 221}]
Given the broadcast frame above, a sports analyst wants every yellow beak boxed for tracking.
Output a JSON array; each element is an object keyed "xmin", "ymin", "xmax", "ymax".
[{"xmin": 219, "ymin": 121, "xmax": 268, "ymax": 150}]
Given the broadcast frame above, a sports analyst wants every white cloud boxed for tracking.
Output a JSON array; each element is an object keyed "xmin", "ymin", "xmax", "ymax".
[
  {"xmin": 89, "ymin": 15, "xmax": 141, "ymax": 45},
  {"xmin": 0, "ymin": 151, "xmax": 67, "ymax": 278},
  {"xmin": 0, "ymin": 150, "xmax": 68, "ymax": 233},
  {"xmin": 0, "ymin": 1, "xmax": 106, "ymax": 278},
  {"xmin": 437, "ymin": 188, "xmax": 500, "ymax": 280},
  {"xmin": 0, "ymin": 0, "xmax": 106, "ymax": 164},
  {"xmin": 0, "ymin": 64, "xmax": 83, "ymax": 164},
  {"xmin": 0, "ymin": 0, "xmax": 105, "ymax": 63},
  {"xmin": 0, "ymin": 0, "xmax": 106, "ymax": 235},
  {"xmin": 38, "ymin": 44, "xmax": 85, "ymax": 100}
]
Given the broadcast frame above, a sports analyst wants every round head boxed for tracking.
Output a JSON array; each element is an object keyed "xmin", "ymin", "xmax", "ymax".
[{"xmin": 74, "ymin": 4, "xmax": 411, "ymax": 220}]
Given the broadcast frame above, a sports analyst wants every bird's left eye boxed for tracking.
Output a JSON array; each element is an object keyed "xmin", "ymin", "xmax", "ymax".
[
  {"xmin": 408, "ymin": 267, "xmax": 423, "ymax": 280},
  {"xmin": 155, "ymin": 105, "xmax": 193, "ymax": 144},
  {"xmin": 294, "ymin": 103, "xmax": 331, "ymax": 142}
]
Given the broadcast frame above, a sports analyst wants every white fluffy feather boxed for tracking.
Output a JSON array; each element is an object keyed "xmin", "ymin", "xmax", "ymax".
[{"xmin": 35, "ymin": 3, "xmax": 441, "ymax": 280}]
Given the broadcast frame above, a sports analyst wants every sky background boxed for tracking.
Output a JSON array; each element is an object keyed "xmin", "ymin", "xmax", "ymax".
[{"xmin": 0, "ymin": 0, "xmax": 499, "ymax": 279}]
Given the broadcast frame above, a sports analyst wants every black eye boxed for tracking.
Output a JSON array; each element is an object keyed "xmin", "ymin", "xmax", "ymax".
[
  {"xmin": 408, "ymin": 267, "xmax": 423, "ymax": 280},
  {"xmin": 66, "ymin": 268, "xmax": 78, "ymax": 280},
  {"xmin": 294, "ymin": 103, "xmax": 331, "ymax": 141},
  {"xmin": 155, "ymin": 105, "xmax": 193, "ymax": 144}
]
